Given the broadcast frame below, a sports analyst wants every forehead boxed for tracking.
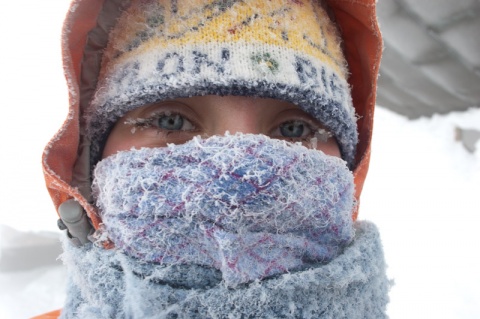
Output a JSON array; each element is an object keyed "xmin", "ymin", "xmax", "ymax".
[{"xmin": 122, "ymin": 95, "xmax": 302, "ymax": 117}]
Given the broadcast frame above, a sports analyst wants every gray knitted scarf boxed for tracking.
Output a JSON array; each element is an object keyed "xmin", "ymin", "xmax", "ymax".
[
  {"xmin": 60, "ymin": 222, "xmax": 389, "ymax": 318},
  {"xmin": 60, "ymin": 135, "xmax": 390, "ymax": 318}
]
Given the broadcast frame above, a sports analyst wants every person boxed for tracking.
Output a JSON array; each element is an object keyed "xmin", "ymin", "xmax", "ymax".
[{"xmin": 36, "ymin": 0, "xmax": 389, "ymax": 318}]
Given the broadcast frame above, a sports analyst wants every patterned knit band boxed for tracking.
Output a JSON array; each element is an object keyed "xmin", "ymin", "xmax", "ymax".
[{"xmin": 87, "ymin": 0, "xmax": 357, "ymax": 167}]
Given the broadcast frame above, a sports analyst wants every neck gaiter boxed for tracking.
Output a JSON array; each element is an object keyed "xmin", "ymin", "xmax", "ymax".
[{"xmin": 92, "ymin": 134, "xmax": 355, "ymax": 287}]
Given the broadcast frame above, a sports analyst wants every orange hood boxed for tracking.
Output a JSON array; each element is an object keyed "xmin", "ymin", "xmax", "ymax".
[{"xmin": 42, "ymin": 0, "xmax": 382, "ymax": 228}]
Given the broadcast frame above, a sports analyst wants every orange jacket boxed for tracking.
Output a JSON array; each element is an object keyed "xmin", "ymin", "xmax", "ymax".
[
  {"xmin": 38, "ymin": 0, "xmax": 382, "ymax": 317},
  {"xmin": 32, "ymin": 310, "xmax": 62, "ymax": 319}
]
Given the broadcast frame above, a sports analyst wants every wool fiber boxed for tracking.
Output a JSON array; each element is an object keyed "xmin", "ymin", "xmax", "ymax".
[{"xmin": 93, "ymin": 134, "xmax": 355, "ymax": 286}]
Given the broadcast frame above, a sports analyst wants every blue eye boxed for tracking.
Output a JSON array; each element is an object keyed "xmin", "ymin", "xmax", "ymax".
[
  {"xmin": 157, "ymin": 114, "xmax": 184, "ymax": 130},
  {"xmin": 153, "ymin": 113, "xmax": 195, "ymax": 131},
  {"xmin": 279, "ymin": 120, "xmax": 310, "ymax": 138}
]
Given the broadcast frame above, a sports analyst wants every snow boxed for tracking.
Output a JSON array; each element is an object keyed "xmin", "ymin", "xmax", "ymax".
[
  {"xmin": 361, "ymin": 106, "xmax": 480, "ymax": 319},
  {"xmin": 0, "ymin": 1, "xmax": 479, "ymax": 318}
]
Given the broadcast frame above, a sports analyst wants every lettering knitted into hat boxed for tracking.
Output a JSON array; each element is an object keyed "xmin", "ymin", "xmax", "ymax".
[{"xmin": 92, "ymin": 134, "xmax": 356, "ymax": 286}]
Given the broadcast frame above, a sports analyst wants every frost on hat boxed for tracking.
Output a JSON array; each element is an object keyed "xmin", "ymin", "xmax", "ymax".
[{"xmin": 87, "ymin": 0, "xmax": 357, "ymax": 167}]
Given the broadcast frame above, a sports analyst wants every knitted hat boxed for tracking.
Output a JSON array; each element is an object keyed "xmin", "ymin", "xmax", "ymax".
[{"xmin": 87, "ymin": 0, "xmax": 357, "ymax": 167}]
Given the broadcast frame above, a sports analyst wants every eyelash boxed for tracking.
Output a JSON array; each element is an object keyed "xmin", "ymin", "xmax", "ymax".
[{"xmin": 124, "ymin": 111, "xmax": 196, "ymax": 134}]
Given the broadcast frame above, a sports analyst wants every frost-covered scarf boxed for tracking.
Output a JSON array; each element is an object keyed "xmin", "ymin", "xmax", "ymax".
[{"xmin": 60, "ymin": 134, "xmax": 390, "ymax": 318}]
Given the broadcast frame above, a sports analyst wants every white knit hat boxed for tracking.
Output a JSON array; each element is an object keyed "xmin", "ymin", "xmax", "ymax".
[{"xmin": 87, "ymin": 0, "xmax": 357, "ymax": 167}]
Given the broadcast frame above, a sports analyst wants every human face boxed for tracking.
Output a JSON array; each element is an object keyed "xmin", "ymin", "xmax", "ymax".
[{"xmin": 102, "ymin": 95, "xmax": 341, "ymax": 159}]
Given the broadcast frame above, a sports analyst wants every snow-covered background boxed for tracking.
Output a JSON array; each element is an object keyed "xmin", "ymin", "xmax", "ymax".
[{"xmin": 1, "ymin": 1, "xmax": 479, "ymax": 318}]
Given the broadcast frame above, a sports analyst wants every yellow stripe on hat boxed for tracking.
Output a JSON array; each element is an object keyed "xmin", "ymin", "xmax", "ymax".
[{"xmin": 106, "ymin": 0, "xmax": 347, "ymax": 77}]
